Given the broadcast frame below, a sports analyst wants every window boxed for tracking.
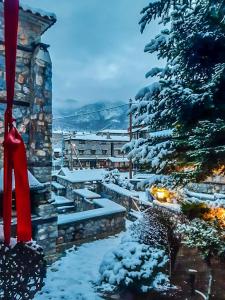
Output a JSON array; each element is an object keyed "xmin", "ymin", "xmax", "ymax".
[
  {"xmin": 91, "ymin": 150, "xmax": 96, "ymax": 155},
  {"xmin": 79, "ymin": 140, "xmax": 86, "ymax": 144},
  {"xmin": 102, "ymin": 150, "xmax": 107, "ymax": 155},
  {"xmin": 79, "ymin": 150, "xmax": 84, "ymax": 155}
]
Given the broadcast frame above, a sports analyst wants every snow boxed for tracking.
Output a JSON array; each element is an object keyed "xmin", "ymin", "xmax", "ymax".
[
  {"xmin": 153, "ymin": 200, "xmax": 181, "ymax": 213},
  {"xmin": 20, "ymin": 2, "xmax": 56, "ymax": 20},
  {"xmin": 149, "ymin": 129, "xmax": 173, "ymax": 139},
  {"xmin": 53, "ymin": 148, "xmax": 62, "ymax": 153},
  {"xmin": 98, "ymin": 228, "xmax": 170, "ymax": 293},
  {"xmin": 58, "ymin": 198, "xmax": 126, "ymax": 225},
  {"xmin": 102, "ymin": 182, "xmax": 138, "ymax": 198},
  {"xmin": 53, "ymin": 195, "xmax": 74, "ymax": 206},
  {"xmin": 0, "ymin": 168, "xmax": 43, "ymax": 192},
  {"xmin": 51, "ymin": 181, "xmax": 65, "ymax": 190},
  {"xmin": 107, "ymin": 157, "xmax": 129, "ymax": 163},
  {"xmin": 64, "ymin": 133, "xmax": 129, "ymax": 142},
  {"xmin": 57, "ymin": 168, "xmax": 108, "ymax": 183},
  {"xmin": 73, "ymin": 188, "xmax": 101, "ymax": 199},
  {"xmin": 97, "ymin": 129, "xmax": 128, "ymax": 135},
  {"xmin": 35, "ymin": 233, "xmax": 124, "ymax": 300},
  {"xmin": 184, "ymin": 188, "xmax": 225, "ymax": 208}
]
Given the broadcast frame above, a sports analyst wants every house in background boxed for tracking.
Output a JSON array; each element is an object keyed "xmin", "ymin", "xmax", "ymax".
[{"xmin": 63, "ymin": 132, "xmax": 129, "ymax": 169}]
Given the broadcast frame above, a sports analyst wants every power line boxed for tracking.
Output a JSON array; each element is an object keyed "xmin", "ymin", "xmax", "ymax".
[{"xmin": 53, "ymin": 103, "xmax": 129, "ymax": 121}]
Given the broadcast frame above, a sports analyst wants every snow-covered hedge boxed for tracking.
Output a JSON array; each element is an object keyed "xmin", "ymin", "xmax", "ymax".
[{"xmin": 98, "ymin": 240, "xmax": 170, "ymax": 294}]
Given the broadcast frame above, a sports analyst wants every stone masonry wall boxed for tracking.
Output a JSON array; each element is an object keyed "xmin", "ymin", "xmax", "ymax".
[
  {"xmin": 99, "ymin": 183, "xmax": 136, "ymax": 214},
  {"xmin": 57, "ymin": 212, "xmax": 125, "ymax": 252},
  {"xmin": 0, "ymin": 4, "xmax": 57, "ymax": 259}
]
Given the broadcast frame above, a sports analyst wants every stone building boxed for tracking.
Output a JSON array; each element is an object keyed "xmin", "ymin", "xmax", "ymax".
[
  {"xmin": 0, "ymin": 2, "xmax": 57, "ymax": 259},
  {"xmin": 63, "ymin": 132, "xmax": 129, "ymax": 169}
]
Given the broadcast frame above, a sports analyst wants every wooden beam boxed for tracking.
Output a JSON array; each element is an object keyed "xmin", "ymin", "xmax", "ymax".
[{"xmin": 0, "ymin": 99, "xmax": 30, "ymax": 107}]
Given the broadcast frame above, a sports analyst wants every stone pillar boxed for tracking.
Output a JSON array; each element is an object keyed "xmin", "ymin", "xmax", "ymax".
[
  {"xmin": 29, "ymin": 43, "xmax": 52, "ymax": 183},
  {"xmin": 28, "ymin": 43, "xmax": 58, "ymax": 260}
]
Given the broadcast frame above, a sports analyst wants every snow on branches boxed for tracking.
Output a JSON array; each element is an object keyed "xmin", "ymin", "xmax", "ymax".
[{"xmin": 126, "ymin": 0, "xmax": 225, "ymax": 183}]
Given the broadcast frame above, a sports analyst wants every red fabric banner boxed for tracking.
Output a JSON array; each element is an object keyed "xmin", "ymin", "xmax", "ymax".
[{"xmin": 3, "ymin": 0, "xmax": 32, "ymax": 245}]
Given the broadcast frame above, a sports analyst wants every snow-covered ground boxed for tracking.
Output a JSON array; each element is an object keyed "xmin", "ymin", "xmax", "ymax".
[{"xmin": 35, "ymin": 232, "xmax": 125, "ymax": 300}]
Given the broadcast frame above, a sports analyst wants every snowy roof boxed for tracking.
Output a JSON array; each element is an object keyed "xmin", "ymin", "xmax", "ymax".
[
  {"xmin": 64, "ymin": 133, "xmax": 129, "ymax": 142},
  {"xmin": 97, "ymin": 129, "xmax": 128, "ymax": 134},
  {"xmin": 20, "ymin": 2, "xmax": 56, "ymax": 21},
  {"xmin": 57, "ymin": 168, "xmax": 108, "ymax": 183},
  {"xmin": 73, "ymin": 188, "xmax": 101, "ymax": 199},
  {"xmin": 0, "ymin": 168, "xmax": 43, "ymax": 192},
  {"xmin": 107, "ymin": 157, "xmax": 129, "ymax": 163},
  {"xmin": 58, "ymin": 198, "xmax": 126, "ymax": 225},
  {"xmin": 72, "ymin": 156, "xmax": 109, "ymax": 160}
]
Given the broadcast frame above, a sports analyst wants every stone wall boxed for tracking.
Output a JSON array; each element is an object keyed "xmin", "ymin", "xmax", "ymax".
[
  {"xmin": 57, "ymin": 212, "xmax": 125, "ymax": 252},
  {"xmin": 99, "ymin": 183, "xmax": 137, "ymax": 214},
  {"xmin": 56, "ymin": 176, "xmax": 99, "ymax": 200}
]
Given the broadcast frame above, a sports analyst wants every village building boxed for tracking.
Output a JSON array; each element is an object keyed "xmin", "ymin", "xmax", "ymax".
[{"xmin": 63, "ymin": 132, "xmax": 129, "ymax": 170}]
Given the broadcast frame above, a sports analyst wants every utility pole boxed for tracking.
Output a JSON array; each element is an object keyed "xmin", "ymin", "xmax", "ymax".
[
  {"xmin": 61, "ymin": 131, "xmax": 64, "ymax": 168},
  {"xmin": 129, "ymin": 99, "xmax": 133, "ymax": 179},
  {"xmin": 69, "ymin": 136, "xmax": 73, "ymax": 171}
]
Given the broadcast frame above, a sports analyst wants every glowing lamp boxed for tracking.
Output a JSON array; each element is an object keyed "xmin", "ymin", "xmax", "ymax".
[{"xmin": 150, "ymin": 186, "xmax": 175, "ymax": 203}]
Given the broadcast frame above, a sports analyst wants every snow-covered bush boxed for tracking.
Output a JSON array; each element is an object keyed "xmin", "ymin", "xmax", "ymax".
[
  {"xmin": 97, "ymin": 211, "xmax": 180, "ymax": 295},
  {"xmin": 177, "ymin": 219, "xmax": 225, "ymax": 263},
  {"xmin": 103, "ymin": 169, "xmax": 134, "ymax": 190},
  {"xmin": 98, "ymin": 240, "xmax": 170, "ymax": 294}
]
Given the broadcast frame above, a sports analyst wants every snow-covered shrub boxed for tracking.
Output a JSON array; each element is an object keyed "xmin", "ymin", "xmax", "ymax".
[
  {"xmin": 177, "ymin": 219, "xmax": 225, "ymax": 263},
  {"xmin": 98, "ymin": 241, "xmax": 170, "ymax": 294},
  {"xmin": 129, "ymin": 209, "xmax": 168, "ymax": 249},
  {"xmin": 97, "ymin": 212, "xmax": 179, "ymax": 295},
  {"xmin": 103, "ymin": 169, "xmax": 134, "ymax": 190}
]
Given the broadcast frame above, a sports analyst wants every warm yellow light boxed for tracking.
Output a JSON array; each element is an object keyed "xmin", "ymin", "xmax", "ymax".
[
  {"xmin": 150, "ymin": 186, "xmax": 175, "ymax": 203},
  {"xmin": 203, "ymin": 208, "xmax": 225, "ymax": 227},
  {"xmin": 212, "ymin": 165, "xmax": 225, "ymax": 176}
]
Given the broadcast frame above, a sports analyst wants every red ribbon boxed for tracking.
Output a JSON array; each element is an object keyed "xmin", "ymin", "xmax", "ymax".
[{"xmin": 3, "ymin": 0, "xmax": 32, "ymax": 245}]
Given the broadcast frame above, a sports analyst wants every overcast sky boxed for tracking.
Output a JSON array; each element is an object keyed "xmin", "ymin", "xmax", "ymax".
[{"xmin": 22, "ymin": 0, "xmax": 160, "ymax": 110}]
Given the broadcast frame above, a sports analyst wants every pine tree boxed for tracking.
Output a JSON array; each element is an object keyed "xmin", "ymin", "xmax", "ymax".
[{"xmin": 127, "ymin": 0, "xmax": 225, "ymax": 183}]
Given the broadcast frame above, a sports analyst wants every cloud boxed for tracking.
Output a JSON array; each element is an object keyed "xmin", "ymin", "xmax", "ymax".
[{"xmin": 21, "ymin": 0, "xmax": 162, "ymax": 110}]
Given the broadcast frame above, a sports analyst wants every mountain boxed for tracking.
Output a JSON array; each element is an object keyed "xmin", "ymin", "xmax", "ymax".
[{"xmin": 53, "ymin": 100, "xmax": 129, "ymax": 131}]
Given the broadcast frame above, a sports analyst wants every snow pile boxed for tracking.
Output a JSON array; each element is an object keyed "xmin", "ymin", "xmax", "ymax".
[
  {"xmin": 98, "ymin": 241, "xmax": 170, "ymax": 294},
  {"xmin": 97, "ymin": 215, "xmax": 171, "ymax": 294}
]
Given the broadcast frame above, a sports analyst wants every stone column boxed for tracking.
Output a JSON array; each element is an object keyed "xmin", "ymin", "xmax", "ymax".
[
  {"xmin": 29, "ymin": 43, "xmax": 58, "ymax": 260},
  {"xmin": 29, "ymin": 43, "xmax": 52, "ymax": 183}
]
